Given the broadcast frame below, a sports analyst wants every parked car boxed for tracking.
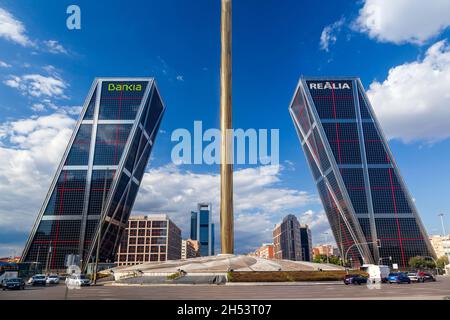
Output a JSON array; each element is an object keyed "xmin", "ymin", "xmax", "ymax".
[
  {"xmin": 417, "ymin": 271, "xmax": 436, "ymax": 282},
  {"xmin": 343, "ymin": 274, "xmax": 368, "ymax": 285},
  {"xmin": 46, "ymin": 274, "xmax": 60, "ymax": 285},
  {"xmin": 407, "ymin": 272, "xmax": 419, "ymax": 282},
  {"xmin": 2, "ymin": 278, "xmax": 25, "ymax": 290},
  {"xmin": 65, "ymin": 274, "xmax": 91, "ymax": 287},
  {"xmin": 29, "ymin": 274, "xmax": 47, "ymax": 286},
  {"xmin": 387, "ymin": 272, "xmax": 411, "ymax": 284}
]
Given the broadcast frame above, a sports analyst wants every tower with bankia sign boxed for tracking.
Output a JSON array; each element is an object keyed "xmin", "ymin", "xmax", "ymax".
[
  {"xmin": 289, "ymin": 77, "xmax": 436, "ymax": 268},
  {"xmin": 21, "ymin": 78, "xmax": 165, "ymax": 271}
]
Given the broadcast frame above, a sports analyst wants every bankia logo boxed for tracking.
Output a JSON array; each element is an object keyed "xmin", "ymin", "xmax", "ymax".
[
  {"xmin": 308, "ymin": 81, "xmax": 351, "ymax": 90},
  {"xmin": 108, "ymin": 83, "xmax": 143, "ymax": 91}
]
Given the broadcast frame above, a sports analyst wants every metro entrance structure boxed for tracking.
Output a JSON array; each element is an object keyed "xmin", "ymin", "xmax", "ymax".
[
  {"xmin": 21, "ymin": 78, "xmax": 165, "ymax": 271},
  {"xmin": 289, "ymin": 77, "xmax": 436, "ymax": 268}
]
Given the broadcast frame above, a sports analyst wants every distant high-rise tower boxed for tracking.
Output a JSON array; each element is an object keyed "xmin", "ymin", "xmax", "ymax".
[
  {"xmin": 21, "ymin": 78, "xmax": 165, "ymax": 271},
  {"xmin": 190, "ymin": 203, "xmax": 215, "ymax": 256},
  {"xmin": 289, "ymin": 77, "xmax": 436, "ymax": 268},
  {"xmin": 273, "ymin": 215, "xmax": 302, "ymax": 261},
  {"xmin": 299, "ymin": 224, "xmax": 312, "ymax": 262}
]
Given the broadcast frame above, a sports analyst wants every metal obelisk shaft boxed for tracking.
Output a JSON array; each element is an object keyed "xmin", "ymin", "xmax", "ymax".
[{"xmin": 220, "ymin": 0, "xmax": 234, "ymax": 254}]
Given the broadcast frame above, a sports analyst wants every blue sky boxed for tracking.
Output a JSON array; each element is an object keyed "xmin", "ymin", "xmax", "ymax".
[{"xmin": 0, "ymin": 0, "xmax": 450, "ymax": 256}]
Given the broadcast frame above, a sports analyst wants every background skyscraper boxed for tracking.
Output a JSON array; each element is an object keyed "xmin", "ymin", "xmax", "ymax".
[
  {"xmin": 299, "ymin": 224, "xmax": 312, "ymax": 262},
  {"xmin": 273, "ymin": 214, "xmax": 303, "ymax": 261},
  {"xmin": 289, "ymin": 77, "xmax": 436, "ymax": 268},
  {"xmin": 190, "ymin": 203, "xmax": 215, "ymax": 256},
  {"xmin": 21, "ymin": 78, "xmax": 165, "ymax": 271}
]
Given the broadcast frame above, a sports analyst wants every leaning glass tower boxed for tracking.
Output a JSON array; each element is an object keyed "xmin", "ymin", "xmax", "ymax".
[
  {"xmin": 289, "ymin": 77, "xmax": 436, "ymax": 268},
  {"xmin": 21, "ymin": 78, "xmax": 165, "ymax": 271}
]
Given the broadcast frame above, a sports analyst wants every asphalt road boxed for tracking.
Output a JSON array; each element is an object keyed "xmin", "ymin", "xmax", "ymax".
[{"xmin": 1, "ymin": 277, "xmax": 450, "ymax": 300}]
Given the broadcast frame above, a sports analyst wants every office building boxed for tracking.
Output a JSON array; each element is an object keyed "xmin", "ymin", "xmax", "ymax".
[
  {"xmin": 299, "ymin": 224, "xmax": 312, "ymax": 261},
  {"xmin": 21, "ymin": 78, "xmax": 165, "ymax": 271},
  {"xmin": 181, "ymin": 239, "xmax": 200, "ymax": 259},
  {"xmin": 254, "ymin": 243, "xmax": 274, "ymax": 260},
  {"xmin": 116, "ymin": 215, "xmax": 181, "ymax": 266},
  {"xmin": 190, "ymin": 203, "xmax": 215, "ymax": 256},
  {"xmin": 289, "ymin": 77, "xmax": 436, "ymax": 268},
  {"xmin": 273, "ymin": 215, "xmax": 302, "ymax": 261},
  {"xmin": 429, "ymin": 235, "xmax": 450, "ymax": 259},
  {"xmin": 312, "ymin": 244, "xmax": 334, "ymax": 258}
]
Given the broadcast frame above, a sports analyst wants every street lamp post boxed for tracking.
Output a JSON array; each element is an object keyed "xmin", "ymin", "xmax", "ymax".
[
  {"xmin": 438, "ymin": 213, "xmax": 446, "ymax": 236},
  {"xmin": 378, "ymin": 256, "xmax": 392, "ymax": 265},
  {"xmin": 45, "ymin": 245, "xmax": 52, "ymax": 274},
  {"xmin": 344, "ymin": 241, "xmax": 379, "ymax": 268},
  {"xmin": 322, "ymin": 232, "xmax": 329, "ymax": 264}
]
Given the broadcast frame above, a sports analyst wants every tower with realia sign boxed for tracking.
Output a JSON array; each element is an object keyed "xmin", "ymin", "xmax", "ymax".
[{"xmin": 289, "ymin": 77, "xmax": 436, "ymax": 268}]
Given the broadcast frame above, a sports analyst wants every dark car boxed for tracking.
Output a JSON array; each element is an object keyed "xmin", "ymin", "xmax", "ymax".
[
  {"xmin": 387, "ymin": 272, "xmax": 411, "ymax": 284},
  {"xmin": 29, "ymin": 274, "xmax": 47, "ymax": 286},
  {"xmin": 343, "ymin": 274, "xmax": 368, "ymax": 285},
  {"xmin": 2, "ymin": 278, "xmax": 25, "ymax": 290},
  {"xmin": 417, "ymin": 271, "xmax": 436, "ymax": 282}
]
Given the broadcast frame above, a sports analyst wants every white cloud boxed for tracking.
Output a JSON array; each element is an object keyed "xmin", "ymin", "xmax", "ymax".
[
  {"xmin": 355, "ymin": 0, "xmax": 450, "ymax": 45},
  {"xmin": 3, "ymin": 73, "xmax": 68, "ymax": 98},
  {"xmin": 43, "ymin": 40, "xmax": 67, "ymax": 54},
  {"xmin": 367, "ymin": 40, "xmax": 450, "ymax": 143},
  {"xmin": 320, "ymin": 18, "xmax": 345, "ymax": 52},
  {"xmin": 29, "ymin": 97, "xmax": 82, "ymax": 115},
  {"xmin": 0, "ymin": 60, "xmax": 11, "ymax": 67},
  {"xmin": 0, "ymin": 7, "xmax": 34, "ymax": 46},
  {"xmin": 0, "ymin": 243, "xmax": 23, "ymax": 258},
  {"xmin": 31, "ymin": 103, "xmax": 46, "ymax": 112},
  {"xmin": 299, "ymin": 210, "xmax": 334, "ymax": 246},
  {"xmin": 0, "ymin": 7, "xmax": 68, "ymax": 55},
  {"xmin": 176, "ymin": 75, "xmax": 184, "ymax": 82},
  {"xmin": 0, "ymin": 113, "xmax": 76, "ymax": 234}
]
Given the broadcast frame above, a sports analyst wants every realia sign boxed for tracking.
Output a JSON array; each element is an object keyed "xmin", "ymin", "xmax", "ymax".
[{"xmin": 308, "ymin": 81, "xmax": 351, "ymax": 90}]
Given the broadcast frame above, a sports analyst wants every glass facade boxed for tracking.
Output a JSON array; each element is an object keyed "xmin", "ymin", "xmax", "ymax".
[
  {"xmin": 21, "ymin": 78, "xmax": 165, "ymax": 271},
  {"xmin": 190, "ymin": 203, "xmax": 215, "ymax": 256},
  {"xmin": 299, "ymin": 224, "xmax": 312, "ymax": 262},
  {"xmin": 289, "ymin": 77, "xmax": 436, "ymax": 268}
]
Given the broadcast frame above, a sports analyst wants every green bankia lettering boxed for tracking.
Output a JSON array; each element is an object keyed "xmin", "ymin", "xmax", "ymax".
[{"xmin": 108, "ymin": 83, "xmax": 142, "ymax": 92}]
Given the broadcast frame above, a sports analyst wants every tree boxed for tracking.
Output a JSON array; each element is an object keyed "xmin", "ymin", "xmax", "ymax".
[
  {"xmin": 436, "ymin": 256, "xmax": 449, "ymax": 269},
  {"xmin": 408, "ymin": 256, "xmax": 435, "ymax": 269},
  {"xmin": 313, "ymin": 254, "xmax": 342, "ymax": 266}
]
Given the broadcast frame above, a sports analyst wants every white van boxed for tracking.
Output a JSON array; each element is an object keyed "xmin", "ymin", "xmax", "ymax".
[{"xmin": 360, "ymin": 264, "xmax": 390, "ymax": 283}]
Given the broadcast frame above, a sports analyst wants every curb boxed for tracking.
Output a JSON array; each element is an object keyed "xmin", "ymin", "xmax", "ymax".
[
  {"xmin": 102, "ymin": 281, "xmax": 343, "ymax": 287},
  {"xmin": 225, "ymin": 281, "xmax": 343, "ymax": 286}
]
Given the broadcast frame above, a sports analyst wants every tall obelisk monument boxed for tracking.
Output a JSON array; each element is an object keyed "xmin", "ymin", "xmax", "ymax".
[{"xmin": 220, "ymin": 0, "xmax": 234, "ymax": 254}]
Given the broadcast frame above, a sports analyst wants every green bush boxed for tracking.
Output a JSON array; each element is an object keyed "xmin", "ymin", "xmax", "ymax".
[
  {"xmin": 166, "ymin": 272, "xmax": 183, "ymax": 280},
  {"xmin": 227, "ymin": 271, "xmax": 368, "ymax": 282}
]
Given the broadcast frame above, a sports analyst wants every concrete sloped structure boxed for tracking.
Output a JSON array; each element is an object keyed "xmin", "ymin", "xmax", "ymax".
[{"xmin": 108, "ymin": 254, "xmax": 345, "ymax": 282}]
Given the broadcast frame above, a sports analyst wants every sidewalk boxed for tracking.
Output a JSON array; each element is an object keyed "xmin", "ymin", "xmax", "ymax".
[{"xmin": 103, "ymin": 280, "xmax": 343, "ymax": 287}]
